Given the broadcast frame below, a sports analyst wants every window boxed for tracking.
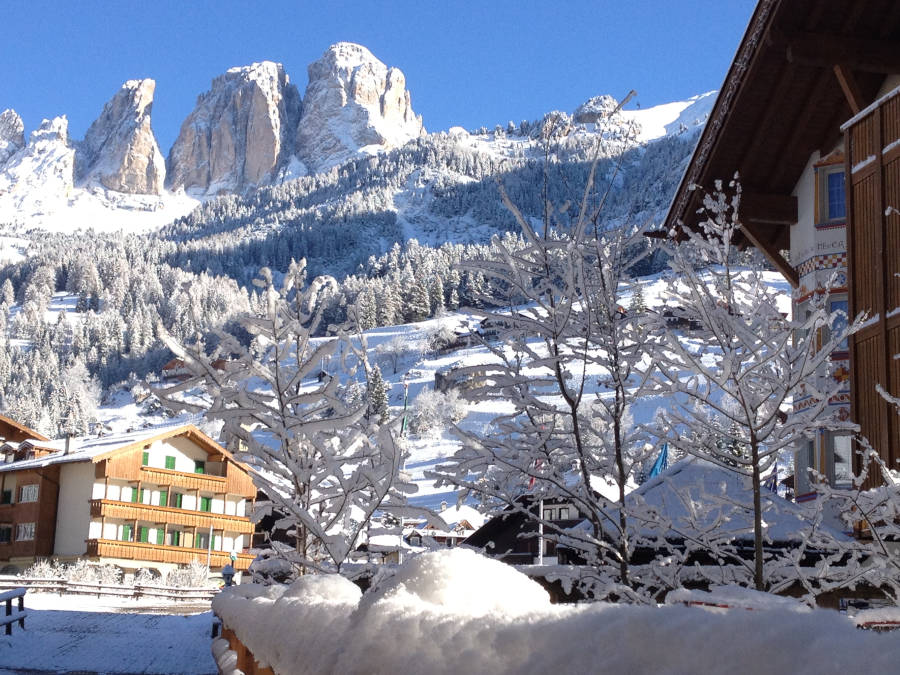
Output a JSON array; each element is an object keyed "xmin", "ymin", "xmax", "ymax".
[
  {"xmin": 830, "ymin": 299, "xmax": 849, "ymax": 352},
  {"xmin": 158, "ymin": 491, "xmax": 168, "ymax": 507},
  {"xmin": 16, "ymin": 522, "xmax": 35, "ymax": 541},
  {"xmin": 0, "ymin": 526, "xmax": 11, "ymax": 543},
  {"xmin": 19, "ymin": 484, "xmax": 38, "ymax": 503},
  {"xmin": 164, "ymin": 456, "xmax": 176, "ymax": 470},
  {"xmin": 543, "ymin": 507, "xmax": 556, "ymax": 521},
  {"xmin": 826, "ymin": 171, "xmax": 846, "ymax": 220},
  {"xmin": 0, "ymin": 490, "xmax": 11, "ymax": 505},
  {"xmin": 141, "ymin": 451, "xmax": 149, "ymax": 466},
  {"xmin": 170, "ymin": 493, "xmax": 183, "ymax": 509},
  {"xmin": 194, "ymin": 460, "xmax": 205, "ymax": 474},
  {"xmin": 199, "ymin": 496, "xmax": 212, "ymax": 513},
  {"xmin": 139, "ymin": 526, "xmax": 150, "ymax": 543},
  {"xmin": 558, "ymin": 507, "xmax": 570, "ymax": 520},
  {"xmin": 167, "ymin": 530, "xmax": 181, "ymax": 547},
  {"xmin": 831, "ymin": 434, "xmax": 853, "ymax": 487},
  {"xmin": 121, "ymin": 524, "xmax": 133, "ymax": 542}
]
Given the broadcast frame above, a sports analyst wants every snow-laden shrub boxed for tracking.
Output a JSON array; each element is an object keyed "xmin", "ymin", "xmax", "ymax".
[
  {"xmin": 64, "ymin": 559, "xmax": 98, "ymax": 583},
  {"xmin": 23, "ymin": 558, "xmax": 64, "ymax": 579},
  {"xmin": 166, "ymin": 560, "xmax": 212, "ymax": 588},
  {"xmin": 134, "ymin": 567, "xmax": 159, "ymax": 585},
  {"xmin": 409, "ymin": 388, "xmax": 466, "ymax": 434},
  {"xmin": 95, "ymin": 564, "xmax": 123, "ymax": 586}
]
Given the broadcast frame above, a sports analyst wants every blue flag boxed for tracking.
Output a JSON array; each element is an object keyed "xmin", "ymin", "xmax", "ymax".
[{"xmin": 648, "ymin": 444, "xmax": 668, "ymax": 479}]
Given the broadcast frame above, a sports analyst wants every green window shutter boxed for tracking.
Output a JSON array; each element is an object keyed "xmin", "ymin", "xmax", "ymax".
[
  {"xmin": 211, "ymin": 534, "xmax": 216, "ymax": 550},
  {"xmin": 140, "ymin": 489, "xmax": 146, "ymax": 503},
  {"xmin": 131, "ymin": 488, "xmax": 139, "ymax": 503},
  {"xmin": 165, "ymin": 456, "xmax": 175, "ymax": 470},
  {"xmin": 172, "ymin": 531, "xmax": 180, "ymax": 546},
  {"xmin": 174, "ymin": 493, "xmax": 183, "ymax": 509},
  {"xmin": 141, "ymin": 451, "xmax": 149, "ymax": 466},
  {"xmin": 159, "ymin": 491, "xmax": 168, "ymax": 507},
  {"xmin": 194, "ymin": 533, "xmax": 202, "ymax": 548},
  {"xmin": 122, "ymin": 524, "xmax": 132, "ymax": 541},
  {"xmin": 156, "ymin": 529, "xmax": 164, "ymax": 545},
  {"xmin": 139, "ymin": 526, "xmax": 149, "ymax": 543},
  {"xmin": 200, "ymin": 496, "xmax": 211, "ymax": 512},
  {"xmin": 194, "ymin": 461, "xmax": 205, "ymax": 474}
]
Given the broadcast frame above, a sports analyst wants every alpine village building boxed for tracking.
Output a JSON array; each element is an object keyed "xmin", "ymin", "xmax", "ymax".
[
  {"xmin": 664, "ymin": 0, "xmax": 900, "ymax": 497},
  {"xmin": 0, "ymin": 420, "xmax": 257, "ymax": 579}
]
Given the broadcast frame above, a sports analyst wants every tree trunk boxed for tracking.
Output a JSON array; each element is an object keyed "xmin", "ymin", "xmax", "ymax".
[{"xmin": 751, "ymin": 436, "xmax": 764, "ymax": 591}]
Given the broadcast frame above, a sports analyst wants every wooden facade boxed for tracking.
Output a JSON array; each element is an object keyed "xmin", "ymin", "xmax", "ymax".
[
  {"xmin": 845, "ymin": 92, "xmax": 900, "ymax": 475},
  {"xmin": 663, "ymin": 0, "xmax": 900, "ymax": 488},
  {"xmin": 0, "ymin": 466, "xmax": 60, "ymax": 562}
]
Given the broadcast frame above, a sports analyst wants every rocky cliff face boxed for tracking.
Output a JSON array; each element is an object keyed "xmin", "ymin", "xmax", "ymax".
[
  {"xmin": 76, "ymin": 79, "xmax": 165, "ymax": 194},
  {"xmin": 0, "ymin": 109, "xmax": 25, "ymax": 166},
  {"xmin": 166, "ymin": 61, "xmax": 301, "ymax": 194},
  {"xmin": 296, "ymin": 42, "xmax": 424, "ymax": 172}
]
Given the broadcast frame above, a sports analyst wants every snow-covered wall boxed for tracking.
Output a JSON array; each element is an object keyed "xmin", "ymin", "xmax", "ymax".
[{"xmin": 212, "ymin": 549, "xmax": 900, "ymax": 675}]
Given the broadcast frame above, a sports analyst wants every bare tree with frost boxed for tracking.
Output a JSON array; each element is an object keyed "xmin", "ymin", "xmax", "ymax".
[
  {"xmin": 651, "ymin": 179, "xmax": 859, "ymax": 591},
  {"xmin": 433, "ymin": 105, "xmax": 663, "ymax": 600},
  {"xmin": 158, "ymin": 261, "xmax": 416, "ymax": 573}
]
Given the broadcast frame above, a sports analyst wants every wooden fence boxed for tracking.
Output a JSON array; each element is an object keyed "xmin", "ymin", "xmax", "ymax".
[
  {"xmin": 0, "ymin": 576, "xmax": 217, "ymax": 601},
  {"xmin": 0, "ymin": 587, "xmax": 26, "ymax": 635}
]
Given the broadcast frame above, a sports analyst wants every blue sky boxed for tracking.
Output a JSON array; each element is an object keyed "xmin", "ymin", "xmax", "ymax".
[{"xmin": 2, "ymin": 1, "xmax": 756, "ymax": 152}]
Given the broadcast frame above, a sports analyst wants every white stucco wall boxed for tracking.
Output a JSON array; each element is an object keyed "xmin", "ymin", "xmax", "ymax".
[
  {"xmin": 53, "ymin": 461, "xmax": 96, "ymax": 556},
  {"xmin": 143, "ymin": 436, "xmax": 212, "ymax": 473}
]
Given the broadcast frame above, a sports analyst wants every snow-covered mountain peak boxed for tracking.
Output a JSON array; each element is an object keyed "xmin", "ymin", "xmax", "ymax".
[
  {"xmin": 622, "ymin": 90, "xmax": 717, "ymax": 142},
  {"xmin": 30, "ymin": 115, "xmax": 70, "ymax": 145},
  {"xmin": 76, "ymin": 78, "xmax": 165, "ymax": 195},
  {"xmin": 573, "ymin": 95, "xmax": 621, "ymax": 123},
  {"xmin": 0, "ymin": 109, "xmax": 25, "ymax": 165},
  {"xmin": 297, "ymin": 42, "xmax": 425, "ymax": 172},
  {"xmin": 166, "ymin": 60, "xmax": 301, "ymax": 194}
]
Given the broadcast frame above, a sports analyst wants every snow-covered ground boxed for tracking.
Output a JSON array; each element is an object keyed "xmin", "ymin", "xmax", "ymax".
[
  {"xmin": 0, "ymin": 592, "xmax": 215, "ymax": 674},
  {"xmin": 80, "ymin": 268, "xmax": 791, "ymax": 511}
]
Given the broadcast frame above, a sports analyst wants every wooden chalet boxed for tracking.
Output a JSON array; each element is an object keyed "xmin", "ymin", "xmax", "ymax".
[
  {"xmin": 0, "ymin": 415, "xmax": 48, "ymax": 444},
  {"xmin": 664, "ymin": 0, "xmax": 900, "ymax": 493},
  {"xmin": 0, "ymin": 423, "xmax": 257, "ymax": 579}
]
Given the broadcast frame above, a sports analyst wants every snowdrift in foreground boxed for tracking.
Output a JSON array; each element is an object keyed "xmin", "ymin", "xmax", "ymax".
[{"xmin": 213, "ymin": 549, "xmax": 900, "ymax": 675}]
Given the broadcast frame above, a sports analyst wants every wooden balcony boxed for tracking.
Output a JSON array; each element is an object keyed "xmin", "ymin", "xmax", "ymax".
[
  {"xmin": 85, "ymin": 538, "xmax": 255, "ymax": 571},
  {"xmin": 89, "ymin": 499, "xmax": 254, "ymax": 535},
  {"xmin": 139, "ymin": 466, "xmax": 229, "ymax": 493}
]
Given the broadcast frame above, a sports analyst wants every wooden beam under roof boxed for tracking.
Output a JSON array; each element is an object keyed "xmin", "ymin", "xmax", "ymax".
[
  {"xmin": 833, "ymin": 64, "xmax": 863, "ymax": 114},
  {"xmin": 741, "ymin": 191, "xmax": 798, "ymax": 226},
  {"xmin": 739, "ymin": 220, "xmax": 798, "ymax": 287},
  {"xmin": 784, "ymin": 31, "xmax": 900, "ymax": 73}
]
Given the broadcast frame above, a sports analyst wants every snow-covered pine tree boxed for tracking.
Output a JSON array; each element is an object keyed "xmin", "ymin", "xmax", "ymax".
[
  {"xmin": 158, "ymin": 261, "xmax": 414, "ymax": 573},
  {"xmin": 651, "ymin": 178, "xmax": 859, "ymax": 591},
  {"xmin": 367, "ymin": 363, "xmax": 389, "ymax": 423}
]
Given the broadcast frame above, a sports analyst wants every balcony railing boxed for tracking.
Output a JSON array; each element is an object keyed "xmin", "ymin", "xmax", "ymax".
[
  {"xmin": 138, "ymin": 466, "xmax": 229, "ymax": 492},
  {"xmin": 85, "ymin": 538, "xmax": 255, "ymax": 570},
  {"xmin": 88, "ymin": 499, "xmax": 254, "ymax": 535}
]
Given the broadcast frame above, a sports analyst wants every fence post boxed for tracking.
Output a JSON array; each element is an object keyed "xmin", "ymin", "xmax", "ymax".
[
  {"xmin": 17, "ymin": 594, "xmax": 23, "ymax": 630},
  {"xmin": 5, "ymin": 597, "xmax": 10, "ymax": 636}
]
